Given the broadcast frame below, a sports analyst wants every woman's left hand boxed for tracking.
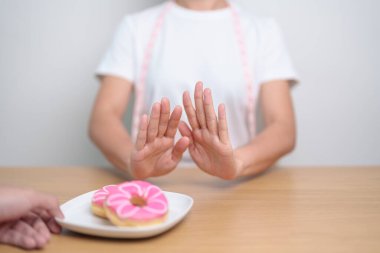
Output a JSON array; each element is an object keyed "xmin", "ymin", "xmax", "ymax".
[{"xmin": 179, "ymin": 82, "xmax": 244, "ymax": 180}]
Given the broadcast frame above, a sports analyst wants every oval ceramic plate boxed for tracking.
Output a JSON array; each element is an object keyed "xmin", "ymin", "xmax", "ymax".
[{"xmin": 56, "ymin": 190, "xmax": 193, "ymax": 238}]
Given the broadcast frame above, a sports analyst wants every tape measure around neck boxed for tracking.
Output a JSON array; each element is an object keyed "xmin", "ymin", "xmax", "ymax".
[{"xmin": 131, "ymin": 1, "xmax": 256, "ymax": 141}]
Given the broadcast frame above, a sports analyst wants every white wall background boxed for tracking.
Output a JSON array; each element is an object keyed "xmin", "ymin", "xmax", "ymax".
[{"xmin": 0, "ymin": 0, "xmax": 379, "ymax": 167}]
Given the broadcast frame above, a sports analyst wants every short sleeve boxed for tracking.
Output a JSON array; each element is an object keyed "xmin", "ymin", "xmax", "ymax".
[
  {"xmin": 95, "ymin": 16, "xmax": 135, "ymax": 83},
  {"xmin": 257, "ymin": 18, "xmax": 298, "ymax": 86}
]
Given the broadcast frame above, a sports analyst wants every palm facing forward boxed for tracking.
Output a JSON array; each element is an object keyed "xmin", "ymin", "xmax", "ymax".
[
  {"xmin": 131, "ymin": 98, "xmax": 189, "ymax": 179},
  {"xmin": 179, "ymin": 82, "xmax": 243, "ymax": 180}
]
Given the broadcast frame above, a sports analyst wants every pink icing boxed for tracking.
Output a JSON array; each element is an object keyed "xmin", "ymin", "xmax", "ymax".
[
  {"xmin": 106, "ymin": 181, "xmax": 168, "ymax": 221},
  {"xmin": 92, "ymin": 184, "xmax": 119, "ymax": 207}
]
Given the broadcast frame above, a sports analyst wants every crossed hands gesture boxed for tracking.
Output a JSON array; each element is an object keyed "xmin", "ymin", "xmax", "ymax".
[{"xmin": 130, "ymin": 82, "xmax": 243, "ymax": 180}]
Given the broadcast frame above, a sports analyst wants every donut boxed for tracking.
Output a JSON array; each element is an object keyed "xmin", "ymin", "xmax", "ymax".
[
  {"xmin": 104, "ymin": 181, "xmax": 168, "ymax": 227},
  {"xmin": 91, "ymin": 184, "xmax": 119, "ymax": 218}
]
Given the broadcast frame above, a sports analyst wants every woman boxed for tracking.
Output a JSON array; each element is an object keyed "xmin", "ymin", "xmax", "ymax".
[{"xmin": 89, "ymin": 0, "xmax": 298, "ymax": 180}]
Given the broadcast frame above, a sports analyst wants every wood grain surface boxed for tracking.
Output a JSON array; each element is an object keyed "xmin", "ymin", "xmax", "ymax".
[{"xmin": 0, "ymin": 166, "xmax": 379, "ymax": 253}]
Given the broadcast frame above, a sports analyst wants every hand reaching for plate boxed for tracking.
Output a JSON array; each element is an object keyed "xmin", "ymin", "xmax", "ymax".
[{"xmin": 0, "ymin": 187, "xmax": 63, "ymax": 250}]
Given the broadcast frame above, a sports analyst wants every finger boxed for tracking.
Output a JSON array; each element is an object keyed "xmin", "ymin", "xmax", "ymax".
[
  {"xmin": 27, "ymin": 217, "xmax": 50, "ymax": 248},
  {"xmin": 158, "ymin": 97, "xmax": 170, "ymax": 137},
  {"xmin": 13, "ymin": 220, "xmax": 36, "ymax": 237},
  {"xmin": 203, "ymin": 88, "xmax": 218, "ymax": 134},
  {"xmin": 183, "ymin": 91, "xmax": 199, "ymax": 130},
  {"xmin": 178, "ymin": 121, "xmax": 193, "ymax": 143},
  {"xmin": 194, "ymin": 81, "xmax": 207, "ymax": 128},
  {"xmin": 0, "ymin": 225, "xmax": 37, "ymax": 250},
  {"xmin": 28, "ymin": 210, "xmax": 60, "ymax": 234},
  {"xmin": 165, "ymin": 106, "xmax": 182, "ymax": 138},
  {"xmin": 47, "ymin": 217, "xmax": 61, "ymax": 234},
  {"xmin": 218, "ymin": 104, "xmax": 230, "ymax": 144},
  {"xmin": 23, "ymin": 213, "xmax": 50, "ymax": 241},
  {"xmin": 135, "ymin": 114, "xmax": 148, "ymax": 150},
  {"xmin": 147, "ymin": 102, "xmax": 161, "ymax": 143},
  {"xmin": 11, "ymin": 220, "xmax": 41, "ymax": 248},
  {"xmin": 30, "ymin": 192, "xmax": 63, "ymax": 219},
  {"xmin": 171, "ymin": 137, "xmax": 190, "ymax": 163}
]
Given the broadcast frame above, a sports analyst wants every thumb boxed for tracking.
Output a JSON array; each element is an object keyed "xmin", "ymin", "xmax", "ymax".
[{"xmin": 171, "ymin": 137, "xmax": 190, "ymax": 163}]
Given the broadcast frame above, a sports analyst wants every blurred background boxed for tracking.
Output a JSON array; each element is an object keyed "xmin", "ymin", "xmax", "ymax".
[{"xmin": 0, "ymin": 0, "xmax": 379, "ymax": 167}]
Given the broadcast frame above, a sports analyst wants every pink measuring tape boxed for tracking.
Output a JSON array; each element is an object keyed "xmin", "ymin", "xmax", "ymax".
[{"xmin": 131, "ymin": 0, "xmax": 256, "ymax": 141}]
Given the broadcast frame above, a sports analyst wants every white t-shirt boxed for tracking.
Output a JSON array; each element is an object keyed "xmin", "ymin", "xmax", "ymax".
[{"xmin": 96, "ymin": 1, "xmax": 298, "ymax": 165}]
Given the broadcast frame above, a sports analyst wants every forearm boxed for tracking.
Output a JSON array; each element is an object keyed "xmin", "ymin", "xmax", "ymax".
[
  {"xmin": 89, "ymin": 112, "xmax": 133, "ymax": 172},
  {"xmin": 235, "ymin": 120, "xmax": 296, "ymax": 177}
]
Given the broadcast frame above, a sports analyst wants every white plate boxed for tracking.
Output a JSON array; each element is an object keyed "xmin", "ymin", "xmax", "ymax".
[{"xmin": 56, "ymin": 190, "xmax": 193, "ymax": 238}]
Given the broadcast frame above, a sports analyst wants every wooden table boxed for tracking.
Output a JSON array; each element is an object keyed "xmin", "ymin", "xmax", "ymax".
[{"xmin": 0, "ymin": 166, "xmax": 379, "ymax": 253}]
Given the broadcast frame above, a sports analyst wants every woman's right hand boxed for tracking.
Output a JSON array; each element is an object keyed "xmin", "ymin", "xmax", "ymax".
[{"xmin": 130, "ymin": 98, "xmax": 190, "ymax": 179}]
